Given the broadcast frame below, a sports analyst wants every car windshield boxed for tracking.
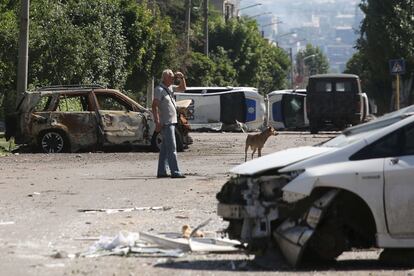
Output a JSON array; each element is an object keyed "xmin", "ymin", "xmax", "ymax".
[
  {"xmin": 320, "ymin": 130, "xmax": 378, "ymax": 148},
  {"xmin": 320, "ymin": 106, "xmax": 414, "ymax": 148},
  {"xmin": 343, "ymin": 105, "xmax": 414, "ymax": 136}
]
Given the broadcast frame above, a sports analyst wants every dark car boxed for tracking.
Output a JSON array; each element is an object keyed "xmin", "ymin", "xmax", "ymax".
[
  {"xmin": 306, "ymin": 74, "xmax": 367, "ymax": 134},
  {"xmin": 5, "ymin": 85, "xmax": 191, "ymax": 153}
]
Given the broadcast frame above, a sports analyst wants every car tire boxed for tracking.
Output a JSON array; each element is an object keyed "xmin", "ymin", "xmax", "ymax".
[
  {"xmin": 39, "ymin": 130, "xmax": 70, "ymax": 153},
  {"xmin": 151, "ymin": 130, "xmax": 184, "ymax": 152},
  {"xmin": 309, "ymin": 120, "xmax": 319, "ymax": 134},
  {"xmin": 305, "ymin": 220, "xmax": 347, "ymax": 262}
]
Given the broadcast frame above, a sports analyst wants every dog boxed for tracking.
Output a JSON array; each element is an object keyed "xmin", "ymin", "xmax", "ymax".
[{"xmin": 243, "ymin": 126, "xmax": 277, "ymax": 161}]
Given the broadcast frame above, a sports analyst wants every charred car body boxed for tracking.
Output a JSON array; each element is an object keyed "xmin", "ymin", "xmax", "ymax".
[
  {"xmin": 217, "ymin": 105, "xmax": 414, "ymax": 266},
  {"xmin": 6, "ymin": 85, "xmax": 192, "ymax": 153}
]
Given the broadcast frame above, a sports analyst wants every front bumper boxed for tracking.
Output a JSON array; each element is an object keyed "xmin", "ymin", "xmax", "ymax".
[{"xmin": 217, "ymin": 174, "xmax": 340, "ymax": 267}]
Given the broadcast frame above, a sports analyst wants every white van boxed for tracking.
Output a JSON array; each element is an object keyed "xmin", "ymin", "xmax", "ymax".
[
  {"xmin": 175, "ymin": 87, "xmax": 265, "ymax": 130},
  {"xmin": 267, "ymin": 89, "xmax": 309, "ymax": 130}
]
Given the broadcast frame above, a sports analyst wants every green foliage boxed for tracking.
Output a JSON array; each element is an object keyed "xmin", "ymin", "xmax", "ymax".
[
  {"xmin": 0, "ymin": 0, "xmax": 292, "ymax": 120},
  {"xmin": 0, "ymin": 136, "xmax": 17, "ymax": 156},
  {"xmin": 0, "ymin": 1, "xmax": 19, "ymax": 119},
  {"xmin": 29, "ymin": 0, "xmax": 128, "ymax": 88},
  {"xmin": 120, "ymin": 0, "xmax": 178, "ymax": 92},
  {"xmin": 186, "ymin": 51, "xmax": 216, "ymax": 86},
  {"xmin": 295, "ymin": 44, "xmax": 329, "ymax": 76},
  {"xmin": 353, "ymin": 0, "xmax": 414, "ymax": 113},
  {"xmin": 187, "ymin": 17, "xmax": 290, "ymax": 93}
]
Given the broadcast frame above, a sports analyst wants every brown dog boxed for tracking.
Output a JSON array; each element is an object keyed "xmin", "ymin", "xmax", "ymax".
[{"xmin": 244, "ymin": 126, "xmax": 277, "ymax": 161}]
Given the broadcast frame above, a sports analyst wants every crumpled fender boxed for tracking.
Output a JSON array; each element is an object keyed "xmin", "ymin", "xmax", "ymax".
[
  {"xmin": 273, "ymin": 189, "xmax": 340, "ymax": 267},
  {"xmin": 282, "ymin": 161, "xmax": 363, "ymax": 203}
]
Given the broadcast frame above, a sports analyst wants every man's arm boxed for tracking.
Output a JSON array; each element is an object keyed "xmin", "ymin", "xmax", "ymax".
[
  {"xmin": 174, "ymin": 71, "xmax": 187, "ymax": 92},
  {"xmin": 152, "ymin": 99, "xmax": 162, "ymax": 132}
]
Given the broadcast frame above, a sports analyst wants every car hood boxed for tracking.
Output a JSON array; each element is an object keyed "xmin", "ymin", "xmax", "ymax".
[{"xmin": 230, "ymin": 146, "xmax": 334, "ymax": 176}]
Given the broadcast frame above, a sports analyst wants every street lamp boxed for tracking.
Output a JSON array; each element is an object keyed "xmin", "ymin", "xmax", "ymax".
[
  {"xmin": 260, "ymin": 21, "xmax": 283, "ymax": 38},
  {"xmin": 300, "ymin": 54, "xmax": 317, "ymax": 88},
  {"xmin": 273, "ymin": 31, "xmax": 295, "ymax": 45},
  {"xmin": 236, "ymin": 3, "xmax": 262, "ymax": 16},
  {"xmin": 250, "ymin": 11, "xmax": 271, "ymax": 18},
  {"xmin": 283, "ymin": 39, "xmax": 306, "ymax": 88}
]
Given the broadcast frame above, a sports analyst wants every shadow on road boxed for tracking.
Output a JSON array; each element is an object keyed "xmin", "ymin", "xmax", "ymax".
[{"xmin": 155, "ymin": 258, "xmax": 412, "ymax": 272}]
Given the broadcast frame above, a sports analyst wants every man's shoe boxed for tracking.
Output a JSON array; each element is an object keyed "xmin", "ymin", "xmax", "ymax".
[
  {"xmin": 171, "ymin": 173, "xmax": 186, "ymax": 179},
  {"xmin": 157, "ymin": 174, "xmax": 170, "ymax": 178}
]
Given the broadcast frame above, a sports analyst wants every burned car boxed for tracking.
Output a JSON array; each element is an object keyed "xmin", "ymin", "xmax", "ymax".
[
  {"xmin": 6, "ymin": 85, "xmax": 192, "ymax": 153},
  {"xmin": 217, "ymin": 105, "xmax": 414, "ymax": 266}
]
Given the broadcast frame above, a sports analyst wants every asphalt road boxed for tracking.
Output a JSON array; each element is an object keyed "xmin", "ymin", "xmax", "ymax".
[{"xmin": 0, "ymin": 132, "xmax": 412, "ymax": 275}]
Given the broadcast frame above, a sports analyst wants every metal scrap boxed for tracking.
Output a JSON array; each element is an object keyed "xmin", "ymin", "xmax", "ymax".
[
  {"xmin": 80, "ymin": 229, "xmax": 242, "ymax": 259},
  {"xmin": 78, "ymin": 206, "xmax": 171, "ymax": 214}
]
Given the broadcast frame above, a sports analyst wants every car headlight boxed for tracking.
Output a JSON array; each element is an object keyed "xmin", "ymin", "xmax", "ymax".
[
  {"xmin": 282, "ymin": 170, "xmax": 307, "ymax": 203},
  {"xmin": 289, "ymin": 169, "xmax": 305, "ymax": 180}
]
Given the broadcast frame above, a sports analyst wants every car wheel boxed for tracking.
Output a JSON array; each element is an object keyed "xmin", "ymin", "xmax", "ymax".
[
  {"xmin": 305, "ymin": 220, "xmax": 347, "ymax": 262},
  {"xmin": 151, "ymin": 131, "xmax": 162, "ymax": 152},
  {"xmin": 151, "ymin": 130, "xmax": 184, "ymax": 152},
  {"xmin": 175, "ymin": 130, "xmax": 184, "ymax": 152},
  {"xmin": 39, "ymin": 130, "xmax": 69, "ymax": 153},
  {"xmin": 309, "ymin": 120, "xmax": 319, "ymax": 134}
]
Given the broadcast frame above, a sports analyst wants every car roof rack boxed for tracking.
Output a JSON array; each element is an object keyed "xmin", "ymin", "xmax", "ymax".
[{"xmin": 36, "ymin": 84, "xmax": 106, "ymax": 91}]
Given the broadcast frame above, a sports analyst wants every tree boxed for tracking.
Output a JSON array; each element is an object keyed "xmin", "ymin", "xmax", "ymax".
[
  {"xmin": 296, "ymin": 44, "xmax": 329, "ymax": 77},
  {"xmin": 352, "ymin": 0, "xmax": 414, "ymax": 113},
  {"xmin": 0, "ymin": 1, "xmax": 19, "ymax": 119},
  {"xmin": 190, "ymin": 17, "xmax": 290, "ymax": 93},
  {"xmin": 0, "ymin": 0, "xmax": 180, "ymax": 118}
]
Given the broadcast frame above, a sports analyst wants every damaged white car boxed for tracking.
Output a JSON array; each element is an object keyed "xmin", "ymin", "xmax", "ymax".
[{"xmin": 217, "ymin": 105, "xmax": 414, "ymax": 266}]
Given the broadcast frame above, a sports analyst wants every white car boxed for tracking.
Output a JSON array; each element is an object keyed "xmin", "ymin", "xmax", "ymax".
[
  {"xmin": 267, "ymin": 89, "xmax": 308, "ymax": 130},
  {"xmin": 175, "ymin": 87, "xmax": 265, "ymax": 131},
  {"xmin": 217, "ymin": 105, "xmax": 414, "ymax": 267}
]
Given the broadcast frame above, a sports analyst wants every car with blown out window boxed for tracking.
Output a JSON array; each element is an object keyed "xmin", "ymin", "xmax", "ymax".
[
  {"xmin": 5, "ymin": 85, "xmax": 192, "ymax": 153},
  {"xmin": 217, "ymin": 105, "xmax": 414, "ymax": 267}
]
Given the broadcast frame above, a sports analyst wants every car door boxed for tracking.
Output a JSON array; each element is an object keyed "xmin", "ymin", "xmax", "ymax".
[
  {"xmin": 95, "ymin": 92, "xmax": 146, "ymax": 145},
  {"xmin": 384, "ymin": 124, "xmax": 414, "ymax": 235},
  {"xmin": 34, "ymin": 93, "xmax": 98, "ymax": 151}
]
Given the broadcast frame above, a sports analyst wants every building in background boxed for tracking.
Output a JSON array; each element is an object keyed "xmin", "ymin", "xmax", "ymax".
[{"xmin": 211, "ymin": 0, "xmax": 240, "ymax": 20}]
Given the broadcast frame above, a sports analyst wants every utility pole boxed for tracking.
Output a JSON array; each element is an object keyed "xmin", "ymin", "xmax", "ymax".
[
  {"xmin": 185, "ymin": 0, "xmax": 191, "ymax": 53},
  {"xmin": 203, "ymin": 0, "xmax": 208, "ymax": 57},
  {"xmin": 289, "ymin": 48, "xmax": 294, "ymax": 89},
  {"xmin": 147, "ymin": 0, "xmax": 156, "ymax": 109},
  {"xmin": 17, "ymin": 0, "xmax": 30, "ymax": 104}
]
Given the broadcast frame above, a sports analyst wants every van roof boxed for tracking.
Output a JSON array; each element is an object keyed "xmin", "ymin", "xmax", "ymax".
[
  {"xmin": 184, "ymin": 87, "xmax": 258, "ymax": 94},
  {"xmin": 309, "ymin": 73, "xmax": 359, "ymax": 79}
]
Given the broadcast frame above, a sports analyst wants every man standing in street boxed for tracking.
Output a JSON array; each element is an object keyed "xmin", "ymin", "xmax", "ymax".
[{"xmin": 152, "ymin": 69, "xmax": 187, "ymax": 178}]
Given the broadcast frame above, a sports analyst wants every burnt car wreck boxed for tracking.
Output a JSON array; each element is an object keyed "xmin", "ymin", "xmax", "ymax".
[
  {"xmin": 217, "ymin": 105, "xmax": 414, "ymax": 267},
  {"xmin": 6, "ymin": 85, "xmax": 192, "ymax": 153}
]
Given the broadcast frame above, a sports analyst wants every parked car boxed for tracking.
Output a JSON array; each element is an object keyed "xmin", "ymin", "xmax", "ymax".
[
  {"xmin": 5, "ymin": 85, "xmax": 192, "ymax": 153},
  {"xmin": 175, "ymin": 87, "xmax": 265, "ymax": 131},
  {"xmin": 307, "ymin": 74, "xmax": 369, "ymax": 133},
  {"xmin": 267, "ymin": 89, "xmax": 308, "ymax": 130},
  {"xmin": 217, "ymin": 105, "xmax": 414, "ymax": 267}
]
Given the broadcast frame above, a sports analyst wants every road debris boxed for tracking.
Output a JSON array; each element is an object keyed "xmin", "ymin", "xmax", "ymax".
[
  {"xmin": 0, "ymin": 221, "xmax": 15, "ymax": 225},
  {"xmin": 182, "ymin": 224, "xmax": 204, "ymax": 239},
  {"xmin": 80, "ymin": 227, "xmax": 242, "ymax": 259},
  {"xmin": 77, "ymin": 206, "xmax": 172, "ymax": 214}
]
